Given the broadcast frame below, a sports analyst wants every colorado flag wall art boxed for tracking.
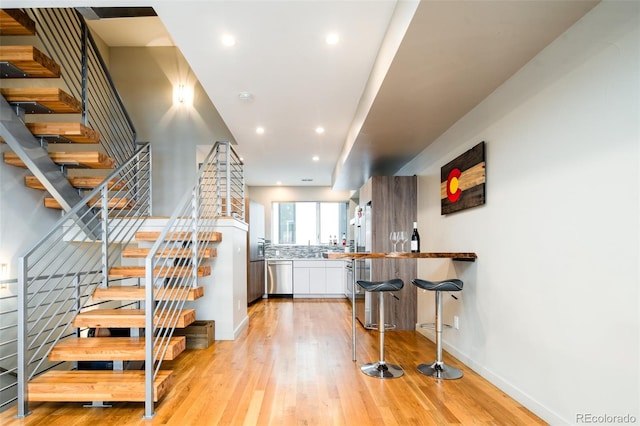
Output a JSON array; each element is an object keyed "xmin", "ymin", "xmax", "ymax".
[{"xmin": 440, "ymin": 141, "xmax": 486, "ymax": 215}]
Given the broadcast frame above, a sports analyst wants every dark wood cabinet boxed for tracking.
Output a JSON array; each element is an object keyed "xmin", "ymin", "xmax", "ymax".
[
  {"xmin": 248, "ymin": 260, "xmax": 265, "ymax": 304},
  {"xmin": 360, "ymin": 175, "xmax": 417, "ymax": 330},
  {"xmin": 246, "ymin": 198, "xmax": 266, "ymax": 305}
]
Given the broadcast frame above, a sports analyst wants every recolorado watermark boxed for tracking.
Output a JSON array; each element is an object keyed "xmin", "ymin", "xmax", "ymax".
[{"xmin": 576, "ymin": 413, "xmax": 637, "ymax": 424}]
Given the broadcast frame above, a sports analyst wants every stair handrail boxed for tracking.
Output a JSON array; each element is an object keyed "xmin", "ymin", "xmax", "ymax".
[
  {"xmin": 25, "ymin": 8, "xmax": 137, "ymax": 165},
  {"xmin": 16, "ymin": 142, "xmax": 152, "ymax": 418},
  {"xmin": 142, "ymin": 141, "xmax": 244, "ymax": 418}
]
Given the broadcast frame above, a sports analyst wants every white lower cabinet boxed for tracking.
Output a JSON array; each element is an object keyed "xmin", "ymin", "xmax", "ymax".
[
  {"xmin": 293, "ymin": 267, "xmax": 311, "ymax": 294},
  {"xmin": 293, "ymin": 260, "xmax": 344, "ymax": 298},
  {"xmin": 325, "ymin": 263, "xmax": 345, "ymax": 295}
]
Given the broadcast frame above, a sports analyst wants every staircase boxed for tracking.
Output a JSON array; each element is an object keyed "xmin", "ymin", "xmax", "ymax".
[
  {"xmin": 27, "ymin": 229, "xmax": 222, "ymax": 404},
  {"xmin": 0, "ymin": 9, "xmax": 117, "ymax": 213},
  {"xmin": 1, "ymin": 7, "xmax": 246, "ymax": 419}
]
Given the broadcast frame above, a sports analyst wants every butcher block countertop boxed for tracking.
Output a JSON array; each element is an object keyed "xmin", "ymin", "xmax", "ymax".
[{"xmin": 323, "ymin": 252, "xmax": 477, "ymax": 261}]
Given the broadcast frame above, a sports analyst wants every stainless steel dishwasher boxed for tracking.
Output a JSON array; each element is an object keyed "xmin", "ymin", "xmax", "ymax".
[{"xmin": 266, "ymin": 260, "xmax": 293, "ymax": 296}]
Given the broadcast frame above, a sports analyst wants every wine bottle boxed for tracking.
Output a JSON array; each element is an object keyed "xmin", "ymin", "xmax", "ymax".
[{"xmin": 410, "ymin": 222, "xmax": 420, "ymax": 253}]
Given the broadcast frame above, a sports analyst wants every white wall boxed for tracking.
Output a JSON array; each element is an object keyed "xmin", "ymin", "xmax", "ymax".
[
  {"xmin": 108, "ymin": 46, "xmax": 236, "ymax": 216},
  {"xmin": 0, "ymin": 151, "xmax": 60, "ymax": 280},
  {"xmin": 398, "ymin": 2, "xmax": 639, "ymax": 424},
  {"xmin": 247, "ymin": 186, "xmax": 352, "ymax": 240}
]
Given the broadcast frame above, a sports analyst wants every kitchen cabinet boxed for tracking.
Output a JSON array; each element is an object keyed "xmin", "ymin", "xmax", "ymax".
[
  {"xmin": 358, "ymin": 175, "xmax": 417, "ymax": 330},
  {"xmin": 248, "ymin": 260, "xmax": 265, "ymax": 303},
  {"xmin": 293, "ymin": 260, "xmax": 344, "ymax": 297},
  {"xmin": 325, "ymin": 262, "xmax": 345, "ymax": 295},
  {"xmin": 246, "ymin": 199, "xmax": 266, "ymax": 304}
]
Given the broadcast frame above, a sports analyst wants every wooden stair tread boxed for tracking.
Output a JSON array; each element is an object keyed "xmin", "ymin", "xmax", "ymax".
[
  {"xmin": 122, "ymin": 247, "xmax": 215, "ymax": 258},
  {"xmin": 0, "ymin": 9, "xmax": 36, "ymax": 35},
  {"xmin": 44, "ymin": 197, "xmax": 131, "ymax": 210},
  {"xmin": 92, "ymin": 286, "xmax": 204, "ymax": 301},
  {"xmin": 49, "ymin": 336, "xmax": 186, "ymax": 361},
  {"xmin": 28, "ymin": 370, "xmax": 173, "ymax": 402},
  {"xmin": 135, "ymin": 231, "xmax": 223, "ymax": 243},
  {"xmin": 4, "ymin": 151, "xmax": 115, "ymax": 169},
  {"xmin": 0, "ymin": 88, "xmax": 81, "ymax": 113},
  {"xmin": 25, "ymin": 122, "xmax": 100, "ymax": 143},
  {"xmin": 44, "ymin": 196, "xmax": 131, "ymax": 210},
  {"xmin": 72, "ymin": 308, "xmax": 196, "ymax": 329},
  {"xmin": 0, "ymin": 45, "xmax": 61, "ymax": 78},
  {"xmin": 108, "ymin": 265, "xmax": 211, "ymax": 278},
  {"xmin": 25, "ymin": 175, "xmax": 125, "ymax": 191}
]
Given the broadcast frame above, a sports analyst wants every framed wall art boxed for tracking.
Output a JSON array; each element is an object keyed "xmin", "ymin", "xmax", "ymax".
[{"xmin": 441, "ymin": 141, "xmax": 486, "ymax": 215}]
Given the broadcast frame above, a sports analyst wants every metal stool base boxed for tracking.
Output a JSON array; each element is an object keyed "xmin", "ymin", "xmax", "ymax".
[
  {"xmin": 361, "ymin": 362, "xmax": 404, "ymax": 379},
  {"xmin": 417, "ymin": 361, "xmax": 463, "ymax": 380}
]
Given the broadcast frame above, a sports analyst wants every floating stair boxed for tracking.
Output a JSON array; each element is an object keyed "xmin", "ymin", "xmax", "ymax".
[
  {"xmin": 0, "ymin": 45, "xmax": 61, "ymax": 78},
  {"xmin": 44, "ymin": 196, "xmax": 131, "ymax": 210},
  {"xmin": 1, "ymin": 7, "xmax": 202, "ymax": 409},
  {"xmin": 0, "ymin": 9, "xmax": 36, "ymax": 35},
  {"xmin": 49, "ymin": 336, "xmax": 186, "ymax": 362},
  {"xmin": 25, "ymin": 122, "xmax": 100, "ymax": 144},
  {"xmin": 135, "ymin": 231, "xmax": 223, "ymax": 243},
  {"xmin": 72, "ymin": 308, "xmax": 197, "ymax": 329},
  {"xmin": 109, "ymin": 265, "xmax": 212, "ymax": 279},
  {"xmin": 92, "ymin": 285, "xmax": 205, "ymax": 302},
  {"xmin": 122, "ymin": 247, "xmax": 215, "ymax": 258},
  {"xmin": 4, "ymin": 151, "xmax": 115, "ymax": 169},
  {"xmin": 25, "ymin": 176, "xmax": 125, "ymax": 191},
  {"xmin": 28, "ymin": 370, "xmax": 173, "ymax": 402},
  {"xmin": 0, "ymin": 87, "xmax": 81, "ymax": 113}
]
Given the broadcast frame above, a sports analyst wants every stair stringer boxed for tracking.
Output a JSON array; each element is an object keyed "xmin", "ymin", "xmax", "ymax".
[{"xmin": 0, "ymin": 97, "xmax": 98, "ymax": 238}]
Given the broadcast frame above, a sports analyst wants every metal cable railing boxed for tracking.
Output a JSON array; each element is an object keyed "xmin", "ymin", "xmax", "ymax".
[
  {"xmin": 25, "ymin": 8, "xmax": 137, "ymax": 166},
  {"xmin": 215, "ymin": 142, "xmax": 245, "ymax": 218},
  {"xmin": 0, "ymin": 278, "xmax": 18, "ymax": 413},
  {"xmin": 142, "ymin": 141, "xmax": 243, "ymax": 417},
  {"xmin": 16, "ymin": 143, "xmax": 151, "ymax": 417}
]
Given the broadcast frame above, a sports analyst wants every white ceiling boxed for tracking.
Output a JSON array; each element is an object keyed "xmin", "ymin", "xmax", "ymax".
[{"xmin": 11, "ymin": 0, "xmax": 599, "ymax": 190}]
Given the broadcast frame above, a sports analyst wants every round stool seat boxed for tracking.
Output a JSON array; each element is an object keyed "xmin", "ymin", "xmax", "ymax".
[
  {"xmin": 412, "ymin": 278, "xmax": 462, "ymax": 292},
  {"xmin": 357, "ymin": 278, "xmax": 404, "ymax": 292}
]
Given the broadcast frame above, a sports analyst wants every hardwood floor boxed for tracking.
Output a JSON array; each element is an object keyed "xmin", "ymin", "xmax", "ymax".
[{"xmin": 0, "ymin": 299, "xmax": 546, "ymax": 425}]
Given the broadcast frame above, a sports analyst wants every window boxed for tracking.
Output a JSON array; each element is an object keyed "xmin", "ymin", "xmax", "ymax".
[{"xmin": 271, "ymin": 202, "xmax": 348, "ymax": 245}]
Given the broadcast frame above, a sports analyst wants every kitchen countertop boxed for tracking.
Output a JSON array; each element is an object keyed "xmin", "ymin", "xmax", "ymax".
[
  {"xmin": 266, "ymin": 257, "xmax": 347, "ymax": 262},
  {"xmin": 322, "ymin": 252, "xmax": 477, "ymax": 261}
]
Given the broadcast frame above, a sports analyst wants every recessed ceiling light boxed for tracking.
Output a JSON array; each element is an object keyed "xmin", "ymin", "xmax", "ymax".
[
  {"xmin": 238, "ymin": 91, "xmax": 253, "ymax": 101},
  {"xmin": 315, "ymin": 126, "xmax": 325, "ymax": 134},
  {"xmin": 325, "ymin": 33, "xmax": 339, "ymax": 45},
  {"xmin": 221, "ymin": 34, "xmax": 236, "ymax": 47},
  {"xmin": 256, "ymin": 126, "xmax": 265, "ymax": 134},
  {"xmin": 312, "ymin": 156, "xmax": 319, "ymax": 161}
]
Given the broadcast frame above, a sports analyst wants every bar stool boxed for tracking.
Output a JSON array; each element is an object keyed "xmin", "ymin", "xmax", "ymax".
[
  {"xmin": 356, "ymin": 278, "xmax": 404, "ymax": 379},
  {"xmin": 412, "ymin": 278, "xmax": 463, "ymax": 380}
]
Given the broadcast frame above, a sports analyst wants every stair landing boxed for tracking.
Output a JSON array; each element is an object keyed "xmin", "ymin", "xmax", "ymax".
[{"xmin": 28, "ymin": 370, "xmax": 173, "ymax": 402}]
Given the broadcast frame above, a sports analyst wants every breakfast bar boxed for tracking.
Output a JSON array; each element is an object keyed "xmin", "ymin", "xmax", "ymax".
[{"xmin": 323, "ymin": 251, "xmax": 477, "ymax": 361}]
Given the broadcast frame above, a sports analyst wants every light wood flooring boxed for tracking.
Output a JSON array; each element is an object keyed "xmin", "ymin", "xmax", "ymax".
[{"xmin": 0, "ymin": 299, "xmax": 546, "ymax": 425}]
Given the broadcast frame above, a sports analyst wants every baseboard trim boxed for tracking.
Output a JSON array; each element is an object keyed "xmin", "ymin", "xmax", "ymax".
[{"xmin": 415, "ymin": 327, "xmax": 566, "ymax": 425}]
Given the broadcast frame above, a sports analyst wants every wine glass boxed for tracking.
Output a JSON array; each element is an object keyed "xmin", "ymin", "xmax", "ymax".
[
  {"xmin": 397, "ymin": 231, "xmax": 408, "ymax": 252},
  {"xmin": 389, "ymin": 231, "xmax": 398, "ymax": 252}
]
